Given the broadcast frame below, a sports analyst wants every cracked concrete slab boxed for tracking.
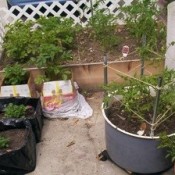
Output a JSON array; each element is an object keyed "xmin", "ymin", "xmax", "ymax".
[{"xmin": 28, "ymin": 92, "xmax": 174, "ymax": 175}]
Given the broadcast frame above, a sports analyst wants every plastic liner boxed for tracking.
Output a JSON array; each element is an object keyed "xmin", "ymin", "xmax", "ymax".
[
  {"xmin": 0, "ymin": 120, "xmax": 36, "ymax": 174},
  {"xmin": 0, "ymin": 97, "xmax": 43, "ymax": 142}
]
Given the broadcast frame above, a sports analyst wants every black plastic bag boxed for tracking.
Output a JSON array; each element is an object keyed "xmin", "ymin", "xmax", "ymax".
[
  {"xmin": 0, "ymin": 97, "xmax": 43, "ymax": 143},
  {"xmin": 0, "ymin": 120, "xmax": 36, "ymax": 174}
]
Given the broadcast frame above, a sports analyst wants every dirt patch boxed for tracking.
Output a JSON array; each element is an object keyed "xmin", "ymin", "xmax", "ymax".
[
  {"xmin": 107, "ymin": 101, "xmax": 175, "ymax": 136},
  {"xmin": 0, "ymin": 25, "xmax": 140, "ymax": 70},
  {"xmin": 64, "ymin": 26, "xmax": 140, "ymax": 65},
  {"xmin": 0, "ymin": 129, "xmax": 26, "ymax": 153}
]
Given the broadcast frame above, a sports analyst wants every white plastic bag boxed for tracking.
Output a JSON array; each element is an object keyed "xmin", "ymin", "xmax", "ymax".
[
  {"xmin": 42, "ymin": 80, "xmax": 93, "ymax": 119},
  {"xmin": 43, "ymin": 91, "xmax": 93, "ymax": 119}
]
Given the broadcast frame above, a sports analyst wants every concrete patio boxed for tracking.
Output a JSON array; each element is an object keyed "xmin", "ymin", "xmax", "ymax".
[
  {"xmin": 0, "ymin": 1, "xmax": 174, "ymax": 174},
  {"xmin": 28, "ymin": 91, "xmax": 174, "ymax": 175}
]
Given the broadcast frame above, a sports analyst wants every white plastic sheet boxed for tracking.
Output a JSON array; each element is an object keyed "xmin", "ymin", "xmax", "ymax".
[{"xmin": 42, "ymin": 91, "xmax": 93, "ymax": 119}]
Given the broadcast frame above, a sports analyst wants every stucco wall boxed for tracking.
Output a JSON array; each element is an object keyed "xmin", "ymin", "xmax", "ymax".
[
  {"xmin": 0, "ymin": 0, "xmax": 8, "ymax": 8},
  {"xmin": 165, "ymin": 2, "xmax": 175, "ymax": 69},
  {"xmin": 165, "ymin": 1, "xmax": 175, "ymax": 69}
]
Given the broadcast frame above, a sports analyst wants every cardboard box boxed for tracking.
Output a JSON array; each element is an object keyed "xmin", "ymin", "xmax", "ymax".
[
  {"xmin": 0, "ymin": 74, "xmax": 37, "ymax": 97},
  {"xmin": 42, "ymin": 80, "xmax": 76, "ymax": 110}
]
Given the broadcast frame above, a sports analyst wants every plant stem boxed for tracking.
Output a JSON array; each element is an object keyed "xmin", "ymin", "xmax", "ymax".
[
  {"xmin": 155, "ymin": 111, "xmax": 175, "ymax": 130},
  {"xmin": 115, "ymin": 97, "xmax": 152, "ymax": 126},
  {"xmin": 154, "ymin": 101, "xmax": 175, "ymax": 127},
  {"xmin": 107, "ymin": 65, "xmax": 158, "ymax": 89},
  {"xmin": 146, "ymin": 49, "xmax": 164, "ymax": 58}
]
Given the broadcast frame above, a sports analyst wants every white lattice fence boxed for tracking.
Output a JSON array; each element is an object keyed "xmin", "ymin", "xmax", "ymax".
[
  {"xmin": 0, "ymin": 0, "xmax": 134, "ymax": 24},
  {"xmin": 0, "ymin": 0, "xmax": 134, "ymax": 55}
]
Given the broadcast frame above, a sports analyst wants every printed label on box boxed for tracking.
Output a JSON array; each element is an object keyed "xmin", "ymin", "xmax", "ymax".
[
  {"xmin": 43, "ymin": 80, "xmax": 73, "ymax": 97},
  {"xmin": 0, "ymin": 84, "xmax": 31, "ymax": 97},
  {"xmin": 42, "ymin": 80, "xmax": 75, "ymax": 110}
]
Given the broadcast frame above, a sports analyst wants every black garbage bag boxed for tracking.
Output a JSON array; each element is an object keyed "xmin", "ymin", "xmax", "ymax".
[
  {"xmin": 0, "ymin": 120, "xmax": 36, "ymax": 174},
  {"xmin": 0, "ymin": 97, "xmax": 43, "ymax": 143}
]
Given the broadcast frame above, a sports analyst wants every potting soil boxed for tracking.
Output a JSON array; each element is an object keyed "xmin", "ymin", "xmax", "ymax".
[{"xmin": 0, "ymin": 120, "xmax": 36, "ymax": 174}]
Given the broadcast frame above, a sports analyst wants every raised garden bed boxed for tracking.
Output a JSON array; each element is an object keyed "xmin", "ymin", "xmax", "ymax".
[
  {"xmin": 0, "ymin": 0, "xmax": 166, "ymax": 91},
  {"xmin": 0, "ymin": 97, "xmax": 43, "ymax": 142}
]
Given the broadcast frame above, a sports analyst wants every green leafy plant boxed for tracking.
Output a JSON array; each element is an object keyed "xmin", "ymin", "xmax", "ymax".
[
  {"xmin": 104, "ymin": 69, "xmax": 175, "ymax": 136},
  {"xmin": 3, "ymin": 20, "xmax": 34, "ymax": 63},
  {"xmin": 120, "ymin": 0, "xmax": 166, "ymax": 58},
  {"xmin": 45, "ymin": 65, "xmax": 71, "ymax": 81},
  {"xmin": 29, "ymin": 22, "xmax": 74, "ymax": 68},
  {"xmin": 3, "ymin": 64, "xmax": 28, "ymax": 85},
  {"xmin": 34, "ymin": 74, "xmax": 49, "ymax": 85},
  {"xmin": 159, "ymin": 132, "xmax": 175, "ymax": 163},
  {"xmin": 3, "ymin": 16, "xmax": 76, "ymax": 84},
  {"xmin": 4, "ymin": 103, "xmax": 27, "ymax": 118},
  {"xmin": 3, "ymin": 17, "xmax": 78, "ymax": 67},
  {"xmin": 35, "ymin": 66, "xmax": 71, "ymax": 85},
  {"xmin": 89, "ymin": 9, "xmax": 120, "ymax": 53},
  {"xmin": 0, "ymin": 136, "xmax": 9, "ymax": 149}
]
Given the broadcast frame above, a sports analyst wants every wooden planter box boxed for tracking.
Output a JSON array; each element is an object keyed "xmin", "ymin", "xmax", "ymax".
[
  {"xmin": 29, "ymin": 59, "xmax": 164, "ymax": 90},
  {"xmin": 68, "ymin": 59, "xmax": 165, "ymax": 90},
  {"xmin": 0, "ymin": 72, "xmax": 37, "ymax": 97},
  {"xmin": 0, "ymin": 60, "xmax": 164, "ymax": 92}
]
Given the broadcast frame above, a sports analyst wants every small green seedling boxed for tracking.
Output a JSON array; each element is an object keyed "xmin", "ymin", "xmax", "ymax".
[
  {"xmin": 0, "ymin": 136, "xmax": 9, "ymax": 149},
  {"xmin": 4, "ymin": 103, "xmax": 27, "ymax": 119}
]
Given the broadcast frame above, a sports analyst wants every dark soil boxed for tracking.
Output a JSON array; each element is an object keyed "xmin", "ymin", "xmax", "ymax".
[
  {"xmin": 0, "ymin": 129, "xmax": 26, "ymax": 154},
  {"xmin": 63, "ymin": 26, "xmax": 140, "ymax": 65},
  {"xmin": 107, "ymin": 101, "xmax": 175, "ymax": 136}
]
